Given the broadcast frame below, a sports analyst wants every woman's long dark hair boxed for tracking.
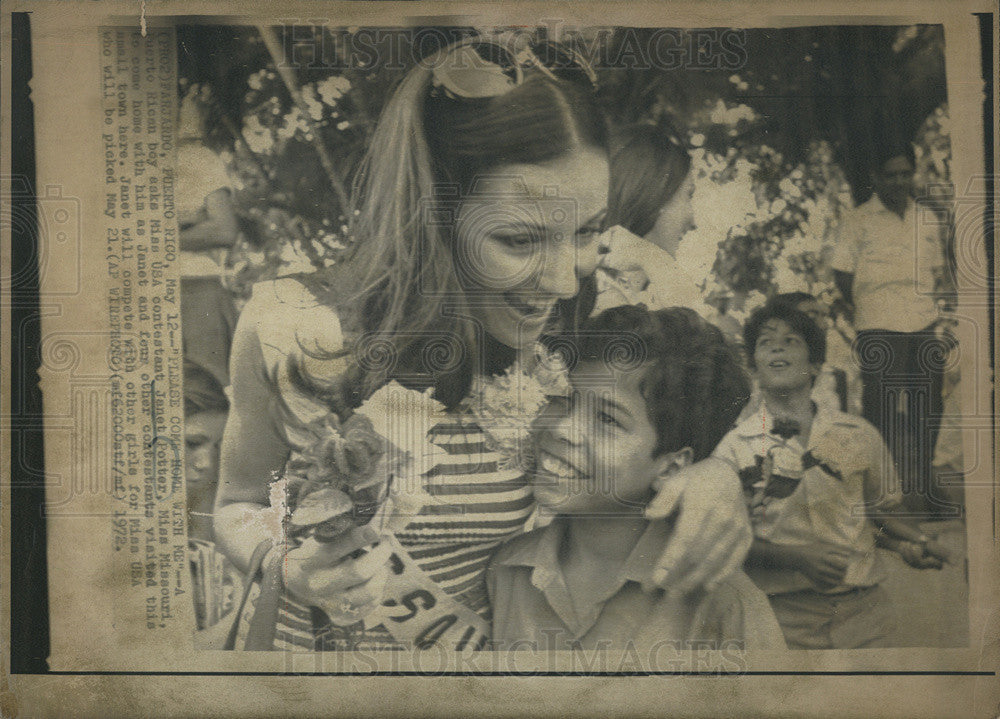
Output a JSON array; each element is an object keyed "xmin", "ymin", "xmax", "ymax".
[
  {"xmin": 606, "ymin": 122, "xmax": 692, "ymax": 238},
  {"xmin": 292, "ymin": 46, "xmax": 608, "ymax": 413}
]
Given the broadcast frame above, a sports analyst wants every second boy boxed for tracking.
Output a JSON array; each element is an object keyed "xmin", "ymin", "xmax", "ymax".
[{"xmin": 715, "ymin": 302, "xmax": 949, "ymax": 649}]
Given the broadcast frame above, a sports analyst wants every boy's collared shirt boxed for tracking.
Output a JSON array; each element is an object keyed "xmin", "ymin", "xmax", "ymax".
[
  {"xmin": 739, "ymin": 363, "xmax": 849, "ymax": 423},
  {"xmin": 177, "ymin": 141, "xmax": 233, "ymax": 279},
  {"xmin": 714, "ymin": 403, "xmax": 903, "ymax": 596},
  {"xmin": 830, "ymin": 195, "xmax": 943, "ymax": 333},
  {"xmin": 487, "ymin": 518, "xmax": 785, "ymax": 651}
]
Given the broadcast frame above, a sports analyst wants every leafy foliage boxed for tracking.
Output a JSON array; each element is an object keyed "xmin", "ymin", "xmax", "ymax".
[{"xmin": 178, "ymin": 24, "xmax": 950, "ymax": 320}]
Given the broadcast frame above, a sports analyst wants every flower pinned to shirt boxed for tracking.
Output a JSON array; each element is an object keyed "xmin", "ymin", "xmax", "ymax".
[
  {"xmin": 354, "ymin": 381, "xmax": 448, "ymax": 532},
  {"xmin": 806, "ymin": 425, "xmax": 870, "ymax": 483},
  {"xmin": 354, "ymin": 380, "xmax": 451, "ymax": 480},
  {"xmin": 463, "ymin": 342, "xmax": 569, "ymax": 470},
  {"xmin": 749, "ymin": 417, "xmax": 805, "ymax": 512}
]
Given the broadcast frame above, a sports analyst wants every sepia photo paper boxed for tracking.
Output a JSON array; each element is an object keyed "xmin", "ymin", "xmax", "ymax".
[{"xmin": 1, "ymin": 1, "xmax": 998, "ymax": 716}]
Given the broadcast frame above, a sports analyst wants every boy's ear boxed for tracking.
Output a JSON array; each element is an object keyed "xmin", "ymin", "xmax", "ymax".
[{"xmin": 653, "ymin": 447, "xmax": 694, "ymax": 485}]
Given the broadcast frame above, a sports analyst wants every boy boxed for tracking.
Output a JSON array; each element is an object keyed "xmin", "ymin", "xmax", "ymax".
[
  {"xmin": 184, "ymin": 360, "xmax": 241, "ymax": 634},
  {"xmin": 715, "ymin": 301, "xmax": 949, "ymax": 649},
  {"xmin": 738, "ymin": 292, "xmax": 855, "ymax": 420},
  {"xmin": 487, "ymin": 305, "xmax": 786, "ymax": 652}
]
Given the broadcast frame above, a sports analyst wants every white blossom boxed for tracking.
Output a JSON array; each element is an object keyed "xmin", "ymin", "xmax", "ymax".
[
  {"xmin": 242, "ymin": 114, "xmax": 273, "ymax": 155},
  {"xmin": 710, "ymin": 99, "xmax": 758, "ymax": 125},
  {"xmin": 317, "ymin": 75, "xmax": 352, "ymax": 106},
  {"xmin": 302, "ymin": 84, "xmax": 325, "ymax": 121},
  {"xmin": 247, "ymin": 70, "xmax": 267, "ymax": 91}
]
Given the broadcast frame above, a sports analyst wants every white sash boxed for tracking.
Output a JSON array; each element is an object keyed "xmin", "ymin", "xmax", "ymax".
[
  {"xmin": 229, "ymin": 534, "xmax": 492, "ymax": 652},
  {"xmin": 362, "ymin": 534, "xmax": 492, "ymax": 651}
]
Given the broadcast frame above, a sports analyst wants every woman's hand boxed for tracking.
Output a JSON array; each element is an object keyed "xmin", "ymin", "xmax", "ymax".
[
  {"xmin": 283, "ymin": 525, "xmax": 392, "ymax": 626},
  {"xmin": 644, "ymin": 457, "xmax": 752, "ymax": 595}
]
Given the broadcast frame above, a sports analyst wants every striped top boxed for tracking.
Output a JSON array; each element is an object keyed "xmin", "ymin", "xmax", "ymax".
[
  {"xmin": 236, "ymin": 277, "xmax": 536, "ymax": 650},
  {"xmin": 396, "ymin": 421, "xmax": 535, "ymax": 617}
]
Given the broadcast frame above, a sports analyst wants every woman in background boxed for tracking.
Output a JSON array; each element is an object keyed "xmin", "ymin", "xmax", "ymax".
[
  {"xmin": 177, "ymin": 84, "xmax": 240, "ymax": 389},
  {"xmin": 595, "ymin": 121, "xmax": 706, "ymax": 315}
]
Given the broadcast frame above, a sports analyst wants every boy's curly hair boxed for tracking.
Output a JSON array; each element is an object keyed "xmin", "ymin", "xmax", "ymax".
[
  {"xmin": 183, "ymin": 360, "xmax": 229, "ymax": 417},
  {"xmin": 743, "ymin": 302, "xmax": 827, "ymax": 369},
  {"xmin": 544, "ymin": 305, "xmax": 750, "ymax": 461}
]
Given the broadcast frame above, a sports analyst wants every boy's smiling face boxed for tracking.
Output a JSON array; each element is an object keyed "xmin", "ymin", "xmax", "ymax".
[
  {"xmin": 753, "ymin": 318, "xmax": 820, "ymax": 393},
  {"xmin": 529, "ymin": 360, "xmax": 667, "ymax": 516}
]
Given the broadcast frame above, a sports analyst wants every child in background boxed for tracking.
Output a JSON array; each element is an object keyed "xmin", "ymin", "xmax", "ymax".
[
  {"xmin": 715, "ymin": 302, "xmax": 949, "ymax": 649},
  {"xmin": 183, "ymin": 359, "xmax": 230, "ymax": 543},
  {"xmin": 738, "ymin": 292, "xmax": 853, "ymax": 421},
  {"xmin": 488, "ymin": 305, "xmax": 785, "ymax": 651},
  {"xmin": 184, "ymin": 360, "xmax": 240, "ymax": 633}
]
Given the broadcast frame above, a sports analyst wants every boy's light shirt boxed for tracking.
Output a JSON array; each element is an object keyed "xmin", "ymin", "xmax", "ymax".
[
  {"xmin": 177, "ymin": 141, "xmax": 233, "ymax": 279},
  {"xmin": 594, "ymin": 226, "xmax": 712, "ymax": 318},
  {"xmin": 180, "ymin": 251, "xmax": 227, "ymax": 278},
  {"xmin": 176, "ymin": 141, "xmax": 233, "ymax": 217},
  {"xmin": 488, "ymin": 517, "xmax": 786, "ymax": 651},
  {"xmin": 739, "ymin": 364, "xmax": 844, "ymax": 423},
  {"xmin": 714, "ymin": 402, "xmax": 903, "ymax": 596}
]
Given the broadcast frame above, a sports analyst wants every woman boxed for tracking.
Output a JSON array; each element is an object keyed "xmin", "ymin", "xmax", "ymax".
[
  {"xmin": 215, "ymin": 37, "xmax": 749, "ymax": 651},
  {"xmin": 594, "ymin": 121, "xmax": 706, "ymax": 315}
]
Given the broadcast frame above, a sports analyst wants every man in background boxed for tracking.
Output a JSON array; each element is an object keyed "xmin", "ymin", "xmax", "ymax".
[{"xmin": 831, "ymin": 143, "xmax": 948, "ymax": 514}]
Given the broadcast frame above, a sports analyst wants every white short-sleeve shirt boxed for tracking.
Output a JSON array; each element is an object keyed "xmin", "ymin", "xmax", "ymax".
[
  {"xmin": 177, "ymin": 141, "xmax": 233, "ymax": 279},
  {"xmin": 830, "ymin": 196, "xmax": 943, "ymax": 332}
]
